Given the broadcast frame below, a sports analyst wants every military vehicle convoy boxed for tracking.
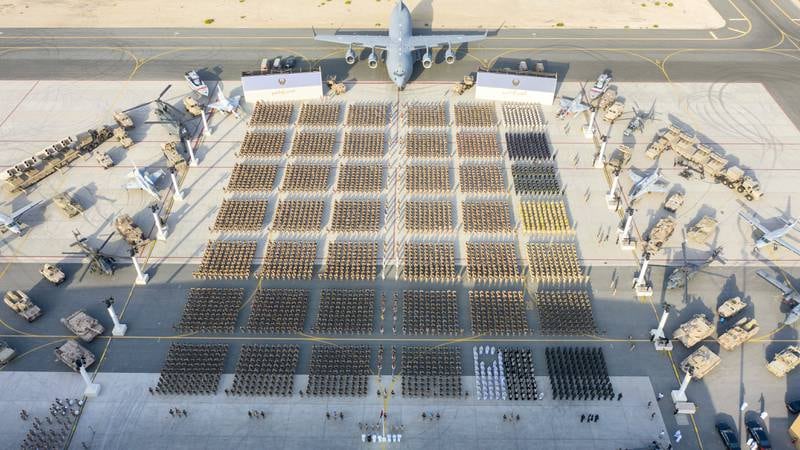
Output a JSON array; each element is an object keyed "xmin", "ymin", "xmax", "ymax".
[
  {"xmin": 3, "ymin": 290, "xmax": 42, "ymax": 322},
  {"xmin": 646, "ymin": 124, "xmax": 763, "ymax": 201},
  {"xmin": 673, "ymin": 314, "xmax": 714, "ymax": 348},
  {"xmin": 681, "ymin": 346, "xmax": 721, "ymax": 379},
  {"xmin": 718, "ymin": 297, "xmax": 747, "ymax": 318},
  {"xmin": 54, "ymin": 340, "xmax": 95, "ymax": 371},
  {"xmin": 767, "ymin": 346, "xmax": 800, "ymax": 377},
  {"xmin": 60, "ymin": 310, "xmax": 104, "ymax": 342},
  {"xmin": 52, "ymin": 192, "xmax": 84, "ymax": 218},
  {"xmin": 718, "ymin": 317, "xmax": 759, "ymax": 351},
  {"xmin": 644, "ymin": 218, "xmax": 676, "ymax": 256},
  {"xmin": 0, "ymin": 341, "xmax": 16, "ymax": 366},
  {"xmin": 40, "ymin": 263, "xmax": 66, "ymax": 285},
  {"xmin": 114, "ymin": 214, "xmax": 149, "ymax": 249}
]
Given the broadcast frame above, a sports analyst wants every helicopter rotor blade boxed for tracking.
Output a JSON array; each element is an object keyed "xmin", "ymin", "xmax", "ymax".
[
  {"xmin": 157, "ymin": 84, "xmax": 172, "ymax": 100},
  {"xmin": 97, "ymin": 231, "xmax": 115, "ymax": 252},
  {"xmin": 122, "ymin": 100, "xmax": 153, "ymax": 113}
]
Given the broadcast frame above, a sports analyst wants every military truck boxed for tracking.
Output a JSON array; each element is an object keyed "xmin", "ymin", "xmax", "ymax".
[
  {"xmin": 0, "ymin": 341, "xmax": 16, "ymax": 366},
  {"xmin": 663, "ymin": 193, "xmax": 684, "ymax": 213},
  {"xmin": 603, "ymin": 102, "xmax": 624, "ymax": 123},
  {"xmin": 767, "ymin": 346, "xmax": 800, "ymax": 377},
  {"xmin": 597, "ymin": 88, "xmax": 617, "ymax": 110},
  {"xmin": 644, "ymin": 218, "xmax": 676, "ymax": 256},
  {"xmin": 60, "ymin": 310, "xmax": 104, "ymax": 342},
  {"xmin": 113, "ymin": 127, "xmax": 134, "ymax": 149},
  {"xmin": 717, "ymin": 297, "xmax": 747, "ymax": 319},
  {"xmin": 113, "ymin": 111, "xmax": 134, "ymax": 129},
  {"xmin": 114, "ymin": 214, "xmax": 149, "ymax": 249},
  {"xmin": 718, "ymin": 317, "xmax": 759, "ymax": 351},
  {"xmin": 687, "ymin": 216, "xmax": 717, "ymax": 244},
  {"xmin": 672, "ymin": 314, "xmax": 714, "ymax": 348},
  {"xmin": 53, "ymin": 192, "xmax": 83, "ymax": 218},
  {"xmin": 3, "ymin": 290, "xmax": 42, "ymax": 322},
  {"xmin": 54, "ymin": 340, "xmax": 95, "ymax": 371},
  {"xmin": 673, "ymin": 142, "xmax": 763, "ymax": 201},
  {"xmin": 645, "ymin": 124, "xmax": 696, "ymax": 159},
  {"xmin": 680, "ymin": 345, "xmax": 721, "ymax": 380},
  {"xmin": 161, "ymin": 142, "xmax": 187, "ymax": 170},
  {"xmin": 95, "ymin": 151, "xmax": 114, "ymax": 169},
  {"xmin": 606, "ymin": 145, "xmax": 632, "ymax": 173},
  {"xmin": 183, "ymin": 96, "xmax": 204, "ymax": 117},
  {"xmin": 40, "ymin": 263, "xmax": 66, "ymax": 285}
]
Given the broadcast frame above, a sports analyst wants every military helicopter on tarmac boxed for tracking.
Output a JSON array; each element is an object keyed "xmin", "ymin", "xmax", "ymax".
[
  {"xmin": 64, "ymin": 230, "xmax": 116, "ymax": 279},
  {"xmin": 666, "ymin": 246, "xmax": 724, "ymax": 290},
  {"xmin": 122, "ymin": 84, "xmax": 194, "ymax": 139}
]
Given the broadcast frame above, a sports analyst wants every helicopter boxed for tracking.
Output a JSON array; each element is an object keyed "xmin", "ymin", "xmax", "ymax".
[
  {"xmin": 623, "ymin": 101, "xmax": 656, "ymax": 136},
  {"xmin": 122, "ymin": 85, "xmax": 194, "ymax": 139},
  {"xmin": 64, "ymin": 230, "xmax": 116, "ymax": 278},
  {"xmin": 666, "ymin": 246, "xmax": 724, "ymax": 290}
]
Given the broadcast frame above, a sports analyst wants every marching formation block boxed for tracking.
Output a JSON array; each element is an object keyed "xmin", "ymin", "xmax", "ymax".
[
  {"xmin": 499, "ymin": 348, "xmax": 539, "ymax": 401},
  {"xmin": 225, "ymin": 163, "xmax": 278, "ymax": 192},
  {"xmin": 281, "ymin": 164, "xmax": 331, "ymax": 192},
  {"xmin": 312, "ymin": 289, "xmax": 375, "ymax": 335},
  {"xmin": 271, "ymin": 199, "xmax": 325, "ymax": 232},
  {"xmin": 406, "ymin": 164, "xmax": 451, "ymax": 193},
  {"xmin": 546, "ymin": 347, "xmax": 614, "ymax": 401},
  {"xmin": 249, "ymin": 102, "xmax": 294, "ymax": 127},
  {"xmin": 298, "ymin": 103, "xmax": 340, "ymax": 126},
  {"xmin": 331, "ymin": 200, "xmax": 382, "ymax": 233},
  {"xmin": 536, "ymin": 290, "xmax": 597, "ymax": 336},
  {"xmin": 453, "ymin": 103, "xmax": 498, "ymax": 128},
  {"xmin": 405, "ymin": 131, "xmax": 448, "ymax": 158},
  {"xmin": 459, "ymin": 164, "xmax": 506, "ymax": 193},
  {"xmin": 402, "ymin": 290, "xmax": 461, "ymax": 336},
  {"xmin": 462, "ymin": 201, "xmax": 512, "ymax": 233},
  {"xmin": 406, "ymin": 102, "xmax": 447, "ymax": 127},
  {"xmin": 404, "ymin": 200, "xmax": 453, "ymax": 232},
  {"xmin": 403, "ymin": 242, "xmax": 457, "ymax": 282},
  {"xmin": 401, "ymin": 346, "xmax": 463, "ymax": 398},
  {"xmin": 306, "ymin": 345, "xmax": 371, "ymax": 397},
  {"xmin": 526, "ymin": 242, "xmax": 586, "ymax": 283},
  {"xmin": 244, "ymin": 289, "xmax": 309, "ymax": 333},
  {"xmin": 238, "ymin": 131, "xmax": 286, "ymax": 157},
  {"xmin": 227, "ymin": 345, "xmax": 299, "ymax": 397},
  {"xmin": 511, "ymin": 163, "xmax": 561, "ymax": 195},
  {"xmin": 466, "ymin": 242, "xmax": 520, "ymax": 282},
  {"xmin": 320, "ymin": 241, "xmax": 378, "ymax": 280},
  {"xmin": 193, "ymin": 240, "xmax": 257, "ymax": 279},
  {"xmin": 176, "ymin": 288, "xmax": 244, "ymax": 333},
  {"xmin": 503, "ymin": 104, "xmax": 545, "ymax": 128},
  {"xmin": 456, "ymin": 131, "xmax": 500, "ymax": 159},
  {"xmin": 259, "ymin": 240, "xmax": 317, "ymax": 280},
  {"xmin": 336, "ymin": 163, "xmax": 384, "ymax": 193},
  {"xmin": 505, "ymin": 131, "xmax": 552, "ymax": 161},
  {"xmin": 469, "ymin": 290, "xmax": 530, "ymax": 335},
  {"xmin": 346, "ymin": 103, "xmax": 388, "ymax": 127},
  {"xmin": 290, "ymin": 130, "xmax": 337, "ymax": 157},
  {"xmin": 342, "ymin": 131, "xmax": 385, "ymax": 158},
  {"xmin": 153, "ymin": 343, "xmax": 229, "ymax": 395},
  {"xmin": 212, "ymin": 199, "xmax": 268, "ymax": 232},
  {"xmin": 520, "ymin": 200, "xmax": 572, "ymax": 234}
]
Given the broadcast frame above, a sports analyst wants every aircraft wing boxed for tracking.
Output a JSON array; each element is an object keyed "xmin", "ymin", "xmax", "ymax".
[
  {"xmin": 314, "ymin": 34, "xmax": 391, "ymax": 49},
  {"xmin": 409, "ymin": 32, "xmax": 487, "ymax": 50},
  {"xmin": 570, "ymin": 103, "xmax": 589, "ymax": 114},
  {"xmin": 10, "ymin": 200, "xmax": 42, "ymax": 220},
  {"xmin": 776, "ymin": 237, "xmax": 800, "ymax": 257},
  {"xmin": 738, "ymin": 211, "xmax": 770, "ymax": 234},
  {"xmin": 559, "ymin": 98, "xmax": 573, "ymax": 109},
  {"xmin": 207, "ymin": 100, "xmax": 227, "ymax": 111},
  {"xmin": 756, "ymin": 269, "xmax": 795, "ymax": 296},
  {"xmin": 629, "ymin": 172, "xmax": 643, "ymax": 184},
  {"xmin": 149, "ymin": 169, "xmax": 165, "ymax": 182}
]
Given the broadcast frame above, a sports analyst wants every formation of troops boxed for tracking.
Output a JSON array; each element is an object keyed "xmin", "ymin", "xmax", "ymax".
[
  {"xmin": 546, "ymin": 347, "xmax": 615, "ymax": 401},
  {"xmin": 227, "ymin": 345, "xmax": 299, "ymax": 397},
  {"xmin": 19, "ymin": 399, "xmax": 80, "ymax": 450}
]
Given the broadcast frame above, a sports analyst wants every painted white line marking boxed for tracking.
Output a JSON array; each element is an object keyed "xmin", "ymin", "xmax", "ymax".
[
  {"xmin": 729, "ymin": 18, "xmax": 748, "ymax": 21},
  {"xmin": 709, "ymin": 31, "xmax": 718, "ymax": 39},
  {"xmin": 727, "ymin": 26, "xmax": 746, "ymax": 34}
]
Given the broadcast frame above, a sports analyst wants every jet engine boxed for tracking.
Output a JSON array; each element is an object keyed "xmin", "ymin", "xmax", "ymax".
[
  {"xmin": 345, "ymin": 48, "xmax": 356, "ymax": 65},
  {"xmin": 368, "ymin": 51, "xmax": 378, "ymax": 69},
  {"xmin": 421, "ymin": 49, "xmax": 432, "ymax": 68},
  {"xmin": 444, "ymin": 47, "xmax": 455, "ymax": 64}
]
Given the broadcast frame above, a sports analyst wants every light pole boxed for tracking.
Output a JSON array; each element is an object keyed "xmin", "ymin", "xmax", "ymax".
[{"xmin": 104, "ymin": 297, "xmax": 127, "ymax": 336}]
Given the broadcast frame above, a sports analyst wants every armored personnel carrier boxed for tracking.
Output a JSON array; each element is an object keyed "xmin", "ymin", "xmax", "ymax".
[
  {"xmin": 680, "ymin": 345, "xmax": 721, "ymax": 379},
  {"xmin": 718, "ymin": 297, "xmax": 747, "ymax": 318},
  {"xmin": 672, "ymin": 314, "xmax": 714, "ymax": 348},
  {"xmin": 60, "ymin": 310, "xmax": 105, "ymax": 342},
  {"xmin": 718, "ymin": 317, "xmax": 759, "ymax": 351},
  {"xmin": 597, "ymin": 88, "xmax": 617, "ymax": 110},
  {"xmin": 113, "ymin": 127, "xmax": 134, "ymax": 148},
  {"xmin": 644, "ymin": 218, "xmax": 676, "ymax": 255},
  {"xmin": 687, "ymin": 216, "xmax": 717, "ymax": 244},
  {"xmin": 114, "ymin": 214, "xmax": 149, "ymax": 249},
  {"xmin": 95, "ymin": 151, "xmax": 114, "ymax": 169},
  {"xmin": 161, "ymin": 142, "xmax": 187, "ymax": 170},
  {"xmin": 603, "ymin": 102, "xmax": 624, "ymax": 123},
  {"xmin": 0, "ymin": 341, "xmax": 16, "ymax": 366},
  {"xmin": 54, "ymin": 340, "xmax": 95, "ymax": 371},
  {"xmin": 53, "ymin": 192, "xmax": 83, "ymax": 218},
  {"xmin": 40, "ymin": 263, "xmax": 66, "ymax": 285},
  {"xmin": 183, "ymin": 96, "xmax": 204, "ymax": 117},
  {"xmin": 767, "ymin": 346, "xmax": 800, "ymax": 377},
  {"xmin": 663, "ymin": 193, "xmax": 684, "ymax": 213},
  {"xmin": 3, "ymin": 290, "xmax": 42, "ymax": 322},
  {"xmin": 113, "ymin": 111, "xmax": 134, "ymax": 129}
]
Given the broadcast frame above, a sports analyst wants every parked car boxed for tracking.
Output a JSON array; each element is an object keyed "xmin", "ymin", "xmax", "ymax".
[
  {"xmin": 715, "ymin": 422, "xmax": 741, "ymax": 450},
  {"xmin": 745, "ymin": 418, "xmax": 771, "ymax": 449}
]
